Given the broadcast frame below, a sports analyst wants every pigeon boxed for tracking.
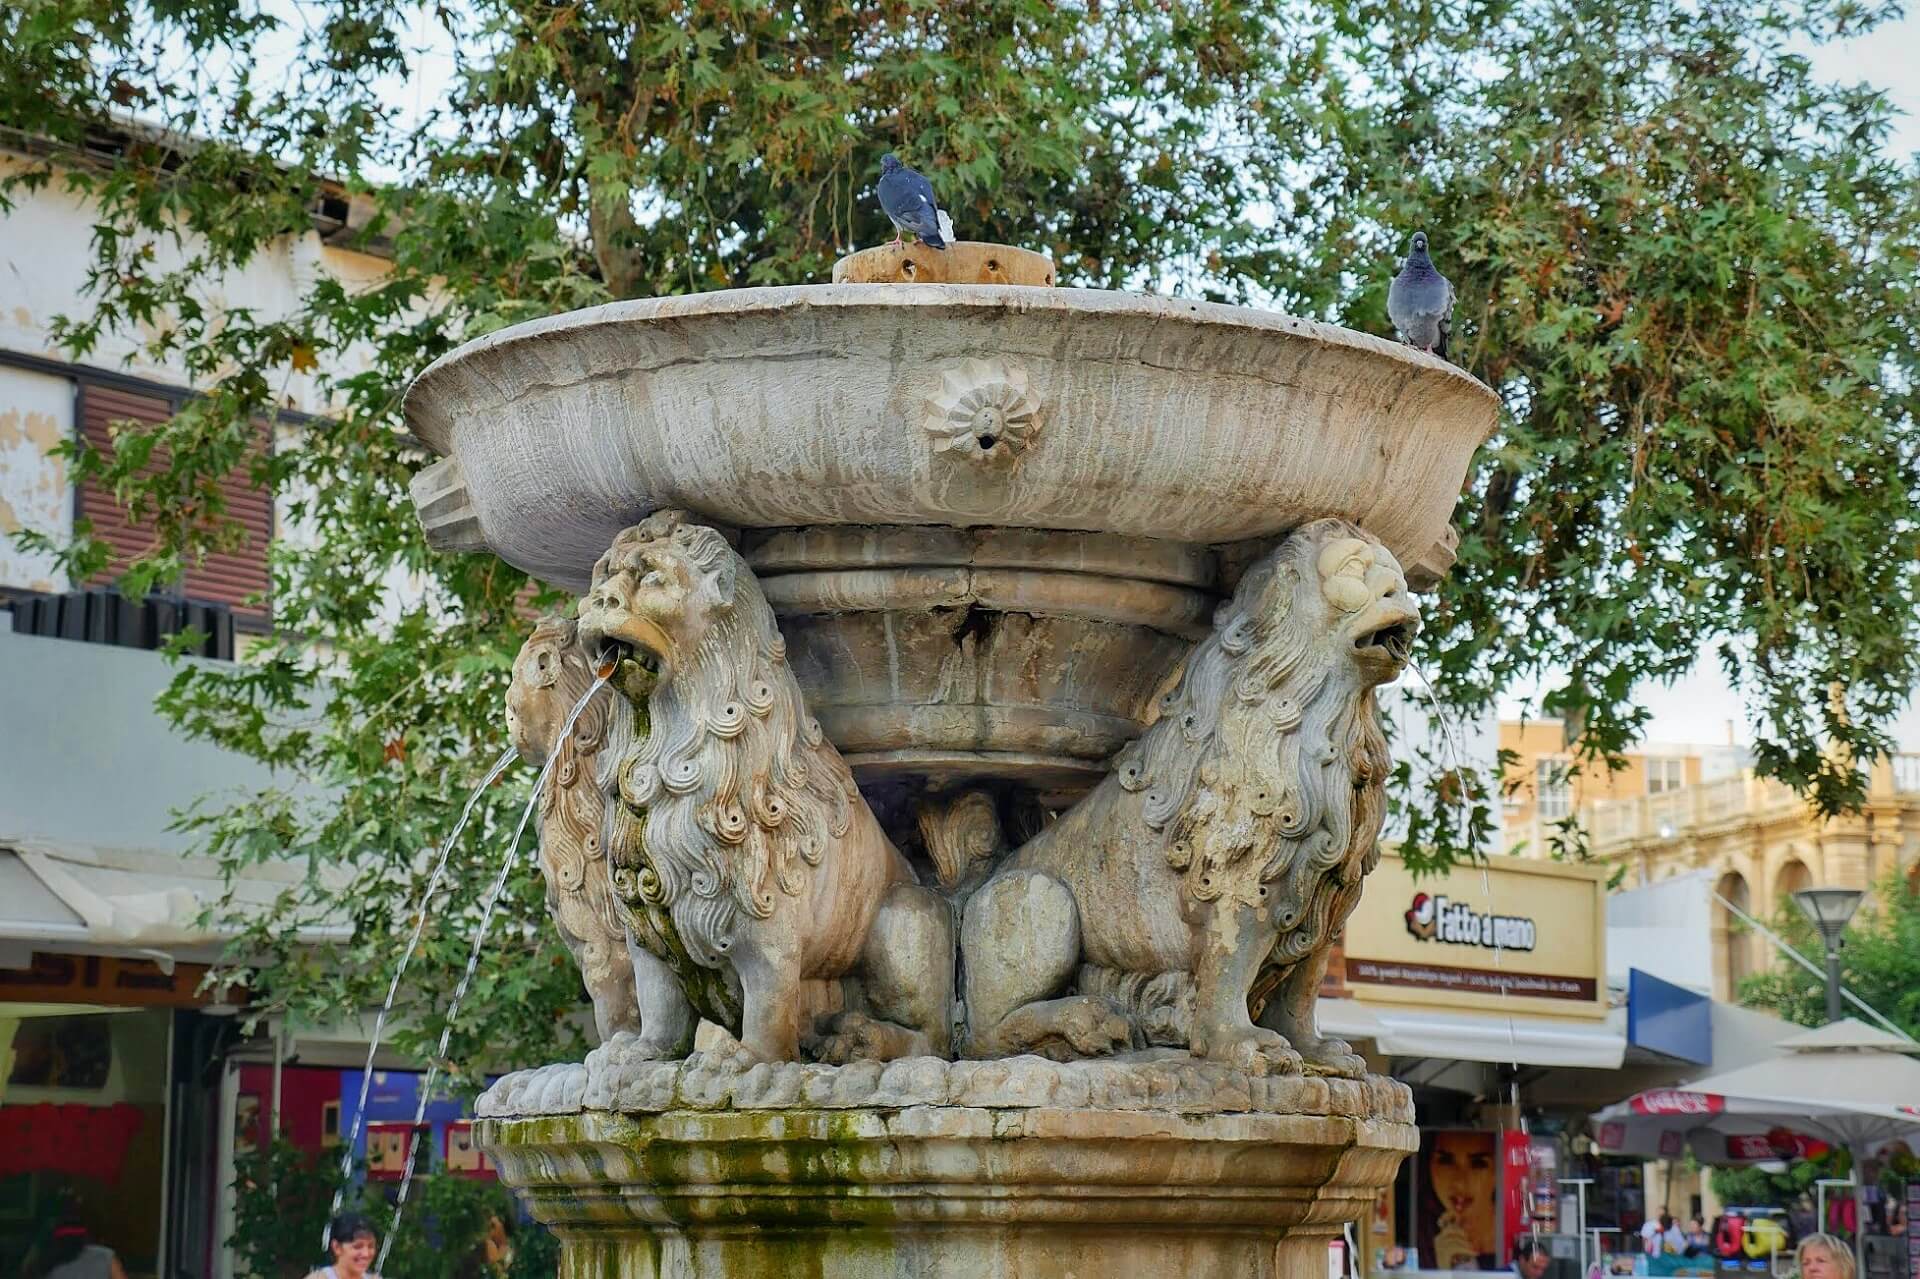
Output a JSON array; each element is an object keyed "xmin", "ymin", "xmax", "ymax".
[
  {"xmin": 877, "ymin": 153, "xmax": 950, "ymax": 250},
  {"xmin": 1387, "ymin": 230, "xmax": 1455, "ymax": 357}
]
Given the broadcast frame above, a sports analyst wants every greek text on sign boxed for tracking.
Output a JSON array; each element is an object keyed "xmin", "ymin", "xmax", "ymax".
[{"xmin": 1404, "ymin": 891, "xmax": 1537, "ymax": 951}]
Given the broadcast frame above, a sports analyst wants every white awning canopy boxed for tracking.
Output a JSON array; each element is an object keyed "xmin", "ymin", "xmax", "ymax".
[
  {"xmin": 1, "ymin": 834, "xmax": 350, "ymax": 957},
  {"xmin": 1319, "ymin": 997, "xmax": 1627, "ymax": 1069}
]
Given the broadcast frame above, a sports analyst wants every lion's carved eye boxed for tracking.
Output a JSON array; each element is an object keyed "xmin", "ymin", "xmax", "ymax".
[{"xmin": 642, "ymin": 571, "xmax": 665, "ymax": 588}]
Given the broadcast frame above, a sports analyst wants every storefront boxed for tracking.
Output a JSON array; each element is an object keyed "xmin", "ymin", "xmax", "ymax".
[
  {"xmin": 1, "ymin": 829, "xmax": 346, "ymax": 1279},
  {"xmin": 1320, "ymin": 853, "xmax": 1620, "ymax": 1278},
  {"xmin": 209, "ymin": 1018, "xmax": 505, "ymax": 1279},
  {"xmin": 0, "ymin": 949, "xmax": 236, "ymax": 1278}
]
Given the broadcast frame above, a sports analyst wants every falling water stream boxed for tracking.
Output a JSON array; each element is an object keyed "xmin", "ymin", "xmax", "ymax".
[
  {"xmin": 325, "ymin": 740, "xmax": 520, "ymax": 1243},
  {"xmin": 373, "ymin": 672, "xmax": 611, "ymax": 1273}
]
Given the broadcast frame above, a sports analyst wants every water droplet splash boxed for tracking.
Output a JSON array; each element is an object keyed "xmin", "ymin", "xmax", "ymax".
[{"xmin": 375, "ymin": 672, "xmax": 609, "ymax": 1272}]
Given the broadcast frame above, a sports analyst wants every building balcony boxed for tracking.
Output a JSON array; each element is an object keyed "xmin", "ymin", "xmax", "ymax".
[{"xmin": 1520, "ymin": 753, "xmax": 1920, "ymax": 861}]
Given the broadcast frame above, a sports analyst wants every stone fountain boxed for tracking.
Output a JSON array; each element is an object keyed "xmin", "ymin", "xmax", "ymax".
[{"xmin": 408, "ymin": 243, "xmax": 1496, "ymax": 1278}]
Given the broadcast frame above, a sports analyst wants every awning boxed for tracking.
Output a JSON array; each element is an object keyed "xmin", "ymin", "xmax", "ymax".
[
  {"xmin": 1319, "ymin": 997, "xmax": 1627, "ymax": 1069},
  {"xmin": 1, "ymin": 834, "xmax": 349, "ymax": 956}
]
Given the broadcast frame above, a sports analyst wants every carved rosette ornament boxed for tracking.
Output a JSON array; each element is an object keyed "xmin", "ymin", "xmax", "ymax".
[{"xmin": 923, "ymin": 358, "xmax": 1042, "ymax": 465}]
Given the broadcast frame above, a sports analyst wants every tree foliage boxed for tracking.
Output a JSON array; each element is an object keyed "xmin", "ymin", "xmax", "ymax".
[{"xmin": 2, "ymin": 0, "xmax": 1916, "ymax": 1076}]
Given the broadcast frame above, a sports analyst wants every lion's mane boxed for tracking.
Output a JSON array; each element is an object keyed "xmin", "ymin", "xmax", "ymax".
[
  {"xmin": 521, "ymin": 617, "xmax": 625, "ymax": 945},
  {"xmin": 611, "ymin": 515, "xmax": 856, "ymax": 968},
  {"xmin": 1110, "ymin": 517, "xmax": 1391, "ymax": 969}
]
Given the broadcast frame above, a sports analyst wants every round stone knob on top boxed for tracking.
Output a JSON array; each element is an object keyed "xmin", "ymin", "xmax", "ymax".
[{"xmin": 832, "ymin": 241, "xmax": 1056, "ymax": 286}]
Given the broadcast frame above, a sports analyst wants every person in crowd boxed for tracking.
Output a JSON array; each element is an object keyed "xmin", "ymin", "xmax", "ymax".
[
  {"xmin": 1795, "ymin": 1232, "xmax": 1855, "ymax": 1279},
  {"xmin": 1684, "ymin": 1217, "xmax": 1714, "ymax": 1256},
  {"xmin": 1513, "ymin": 1237, "xmax": 1552, "ymax": 1279},
  {"xmin": 34, "ymin": 1215, "xmax": 129, "ymax": 1279},
  {"xmin": 305, "ymin": 1212, "xmax": 380, "ymax": 1279},
  {"xmin": 1641, "ymin": 1216, "xmax": 1663, "ymax": 1255},
  {"xmin": 460, "ymin": 1212, "xmax": 516, "ymax": 1279},
  {"xmin": 1887, "ymin": 1200, "xmax": 1907, "ymax": 1238}
]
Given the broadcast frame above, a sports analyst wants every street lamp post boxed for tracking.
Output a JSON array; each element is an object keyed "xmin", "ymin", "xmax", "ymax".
[{"xmin": 1793, "ymin": 887, "xmax": 1865, "ymax": 1024}]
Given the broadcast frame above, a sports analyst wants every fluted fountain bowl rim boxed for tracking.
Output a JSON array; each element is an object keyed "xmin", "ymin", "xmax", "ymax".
[{"xmin": 404, "ymin": 282, "xmax": 1498, "ymax": 592}]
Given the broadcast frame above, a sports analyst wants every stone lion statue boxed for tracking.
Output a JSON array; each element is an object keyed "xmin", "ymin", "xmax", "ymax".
[
  {"xmin": 506, "ymin": 616, "xmax": 638, "ymax": 1042},
  {"xmin": 578, "ymin": 511, "xmax": 954, "ymax": 1063},
  {"xmin": 960, "ymin": 518, "xmax": 1418, "ymax": 1075}
]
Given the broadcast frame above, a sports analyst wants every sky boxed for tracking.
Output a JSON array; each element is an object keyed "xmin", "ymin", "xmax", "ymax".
[{"xmin": 1804, "ymin": 11, "xmax": 1920, "ymax": 158}]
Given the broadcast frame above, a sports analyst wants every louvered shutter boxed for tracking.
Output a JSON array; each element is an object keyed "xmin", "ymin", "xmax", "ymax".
[{"xmin": 77, "ymin": 383, "xmax": 273, "ymax": 623}]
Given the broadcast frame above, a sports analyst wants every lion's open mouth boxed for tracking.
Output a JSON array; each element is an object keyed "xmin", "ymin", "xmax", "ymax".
[
  {"xmin": 1355, "ymin": 621, "xmax": 1415, "ymax": 662},
  {"xmin": 593, "ymin": 638, "xmax": 660, "ymax": 677}
]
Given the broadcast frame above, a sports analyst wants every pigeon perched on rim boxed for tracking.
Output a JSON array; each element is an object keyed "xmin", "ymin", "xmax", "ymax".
[
  {"xmin": 877, "ymin": 153, "xmax": 952, "ymax": 250},
  {"xmin": 1387, "ymin": 230, "xmax": 1455, "ymax": 357}
]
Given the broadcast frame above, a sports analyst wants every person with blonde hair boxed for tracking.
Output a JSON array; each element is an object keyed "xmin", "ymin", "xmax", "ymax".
[{"xmin": 1796, "ymin": 1232, "xmax": 1855, "ymax": 1279}]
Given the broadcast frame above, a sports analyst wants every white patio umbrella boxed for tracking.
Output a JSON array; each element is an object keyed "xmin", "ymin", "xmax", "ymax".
[{"xmin": 1592, "ymin": 1018, "xmax": 1920, "ymax": 1272}]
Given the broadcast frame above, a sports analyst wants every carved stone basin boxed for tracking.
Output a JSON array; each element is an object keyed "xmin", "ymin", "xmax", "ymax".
[{"xmin": 408, "ymin": 278, "xmax": 1497, "ymax": 800}]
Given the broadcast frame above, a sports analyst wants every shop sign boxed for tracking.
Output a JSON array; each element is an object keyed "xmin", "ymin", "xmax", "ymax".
[
  {"xmin": 1629, "ymin": 1089, "xmax": 1723, "ymax": 1116},
  {"xmin": 1342, "ymin": 853, "xmax": 1606, "ymax": 1017},
  {"xmin": 0, "ymin": 950, "xmax": 218, "ymax": 1007},
  {"xmin": 1406, "ymin": 893, "xmax": 1537, "ymax": 951}
]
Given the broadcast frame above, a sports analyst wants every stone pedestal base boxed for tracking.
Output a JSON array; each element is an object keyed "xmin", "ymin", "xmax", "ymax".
[{"xmin": 476, "ymin": 1050, "xmax": 1415, "ymax": 1279}]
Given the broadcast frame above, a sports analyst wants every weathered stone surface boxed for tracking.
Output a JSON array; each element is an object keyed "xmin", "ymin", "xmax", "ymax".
[
  {"xmin": 577, "ymin": 513, "xmax": 952, "ymax": 1066},
  {"xmin": 832, "ymin": 241, "xmax": 1058, "ymax": 285},
  {"xmin": 505, "ymin": 618, "xmax": 637, "ymax": 1044},
  {"xmin": 475, "ymin": 1068, "xmax": 1415, "ymax": 1278},
  {"xmin": 412, "ymin": 263, "xmax": 1469, "ymax": 1277},
  {"xmin": 478, "ymin": 1042, "xmax": 1414, "ymax": 1122},
  {"xmin": 404, "ymin": 283, "xmax": 1496, "ymax": 591},
  {"xmin": 963, "ymin": 521, "xmax": 1413, "ymax": 1078}
]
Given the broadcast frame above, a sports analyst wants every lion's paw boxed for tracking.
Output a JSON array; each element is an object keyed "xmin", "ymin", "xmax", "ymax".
[
  {"xmin": 1295, "ymin": 1035, "xmax": 1367, "ymax": 1078},
  {"xmin": 1196, "ymin": 1025, "xmax": 1304, "ymax": 1077},
  {"xmin": 687, "ymin": 1032, "xmax": 765, "ymax": 1074},
  {"xmin": 805, "ymin": 1012, "xmax": 925, "ymax": 1064},
  {"xmin": 1055, "ymin": 998, "xmax": 1133, "ymax": 1058}
]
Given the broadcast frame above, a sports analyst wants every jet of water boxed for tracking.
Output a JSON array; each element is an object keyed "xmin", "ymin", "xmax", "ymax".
[
  {"xmin": 1405, "ymin": 658, "xmax": 1468, "ymax": 847},
  {"xmin": 1406, "ymin": 659, "xmax": 1519, "ymax": 1065},
  {"xmin": 325, "ymin": 739, "xmax": 520, "ymax": 1248},
  {"xmin": 375, "ymin": 673, "xmax": 609, "ymax": 1272}
]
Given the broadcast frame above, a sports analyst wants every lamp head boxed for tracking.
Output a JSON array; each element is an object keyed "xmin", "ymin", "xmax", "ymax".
[{"xmin": 1793, "ymin": 887, "xmax": 1864, "ymax": 947}]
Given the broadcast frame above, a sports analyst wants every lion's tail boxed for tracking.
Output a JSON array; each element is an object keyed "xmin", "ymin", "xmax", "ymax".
[{"xmin": 918, "ymin": 790, "xmax": 1004, "ymax": 892}]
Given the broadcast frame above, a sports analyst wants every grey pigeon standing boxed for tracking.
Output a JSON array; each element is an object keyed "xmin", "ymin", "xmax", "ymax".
[
  {"xmin": 877, "ymin": 153, "xmax": 950, "ymax": 250},
  {"xmin": 1387, "ymin": 230, "xmax": 1455, "ymax": 357}
]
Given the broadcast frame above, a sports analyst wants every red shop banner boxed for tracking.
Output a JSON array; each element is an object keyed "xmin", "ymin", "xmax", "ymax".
[{"xmin": 0, "ymin": 1102, "xmax": 144, "ymax": 1182}]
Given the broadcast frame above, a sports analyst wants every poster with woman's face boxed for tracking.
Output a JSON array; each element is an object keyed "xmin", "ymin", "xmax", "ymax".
[{"xmin": 1418, "ymin": 1129, "xmax": 1498, "ymax": 1270}]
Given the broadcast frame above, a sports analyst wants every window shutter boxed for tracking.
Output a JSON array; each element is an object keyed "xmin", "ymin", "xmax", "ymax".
[{"xmin": 76, "ymin": 383, "xmax": 273, "ymax": 623}]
